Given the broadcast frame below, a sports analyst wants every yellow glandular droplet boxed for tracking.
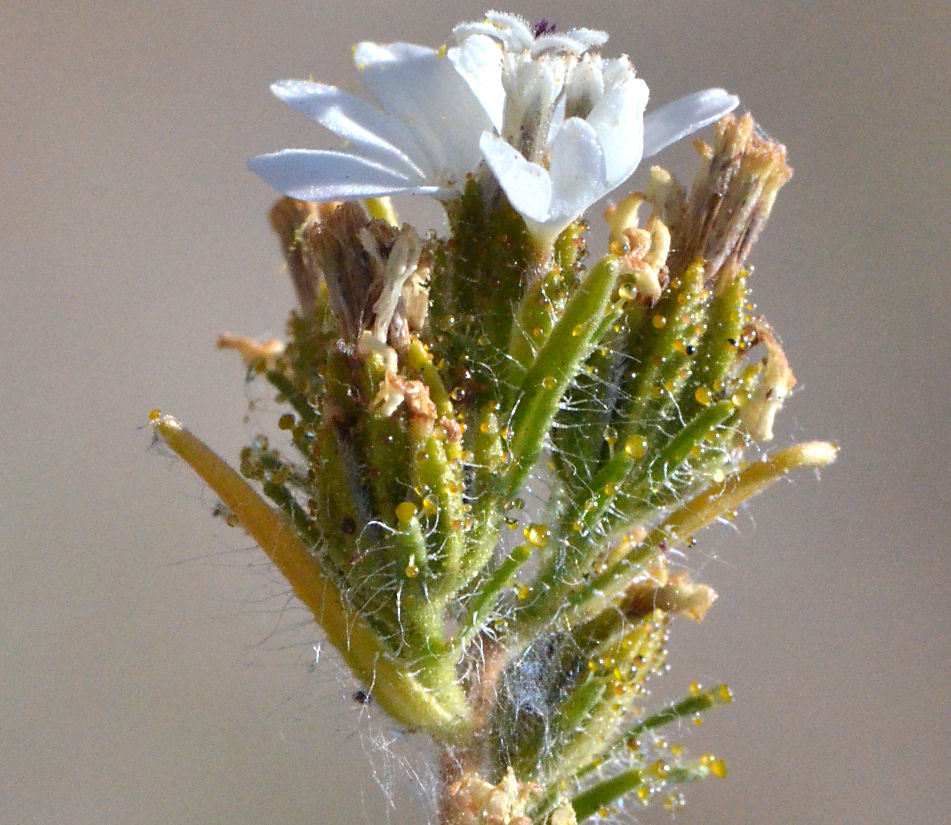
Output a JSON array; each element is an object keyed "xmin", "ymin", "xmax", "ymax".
[
  {"xmin": 422, "ymin": 495, "xmax": 439, "ymax": 516},
  {"xmin": 652, "ymin": 315, "xmax": 667, "ymax": 329},
  {"xmin": 673, "ymin": 338, "xmax": 685, "ymax": 352},
  {"xmin": 648, "ymin": 759, "xmax": 670, "ymax": 780},
  {"xmin": 571, "ymin": 323, "xmax": 584, "ymax": 337},
  {"xmin": 450, "ymin": 386, "xmax": 465, "ymax": 401},
  {"xmin": 625, "ymin": 435, "xmax": 647, "ymax": 459},
  {"xmin": 479, "ymin": 420, "xmax": 491, "ymax": 434},
  {"xmin": 404, "ymin": 560, "xmax": 419, "ymax": 578},
  {"xmin": 711, "ymin": 468, "xmax": 726, "ymax": 483},
  {"xmin": 695, "ymin": 386, "xmax": 712, "ymax": 406},
  {"xmin": 603, "ymin": 482, "xmax": 617, "ymax": 496},
  {"xmin": 517, "ymin": 584, "xmax": 531, "ymax": 601},
  {"xmin": 692, "ymin": 714, "xmax": 705, "ymax": 726},
  {"xmin": 542, "ymin": 375, "xmax": 557, "ymax": 389},
  {"xmin": 636, "ymin": 786, "xmax": 651, "ymax": 803},
  {"xmin": 689, "ymin": 681, "xmax": 703, "ymax": 696},
  {"xmin": 148, "ymin": 408, "xmax": 161, "ymax": 421},
  {"xmin": 731, "ymin": 390, "xmax": 747, "ymax": 407},
  {"xmin": 618, "ymin": 282, "xmax": 638, "ymax": 301},
  {"xmin": 717, "ymin": 684, "xmax": 734, "ymax": 703},
  {"xmin": 524, "ymin": 523, "xmax": 551, "ymax": 548},
  {"xmin": 663, "ymin": 792, "xmax": 686, "ymax": 812},
  {"xmin": 395, "ymin": 501, "xmax": 417, "ymax": 523},
  {"xmin": 532, "ymin": 326, "xmax": 544, "ymax": 337},
  {"xmin": 709, "ymin": 758, "xmax": 728, "ymax": 778}
]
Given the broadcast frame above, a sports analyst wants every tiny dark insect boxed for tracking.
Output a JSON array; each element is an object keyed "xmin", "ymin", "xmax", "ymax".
[{"xmin": 352, "ymin": 689, "xmax": 373, "ymax": 705}]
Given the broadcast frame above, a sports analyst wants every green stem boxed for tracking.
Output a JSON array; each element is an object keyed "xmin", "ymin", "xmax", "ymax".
[
  {"xmin": 571, "ymin": 762, "xmax": 713, "ymax": 821},
  {"xmin": 504, "ymin": 256, "xmax": 621, "ymax": 499},
  {"xmin": 631, "ymin": 684, "xmax": 734, "ymax": 736},
  {"xmin": 457, "ymin": 544, "xmax": 531, "ymax": 651},
  {"xmin": 565, "ymin": 440, "xmax": 838, "ymax": 625},
  {"xmin": 152, "ymin": 414, "xmax": 472, "ymax": 742},
  {"xmin": 571, "ymin": 769, "xmax": 644, "ymax": 822}
]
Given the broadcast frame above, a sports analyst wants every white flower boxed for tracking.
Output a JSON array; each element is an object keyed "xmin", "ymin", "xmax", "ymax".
[
  {"xmin": 450, "ymin": 11, "xmax": 740, "ymax": 247},
  {"xmin": 249, "ymin": 11, "xmax": 739, "ymax": 251},
  {"xmin": 248, "ymin": 41, "xmax": 495, "ymax": 201}
]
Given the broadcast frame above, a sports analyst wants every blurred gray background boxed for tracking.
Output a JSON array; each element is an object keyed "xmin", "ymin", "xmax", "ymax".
[{"xmin": 3, "ymin": 1, "xmax": 949, "ymax": 823}]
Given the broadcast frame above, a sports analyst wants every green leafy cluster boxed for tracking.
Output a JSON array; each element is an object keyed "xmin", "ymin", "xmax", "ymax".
[{"xmin": 158, "ymin": 115, "xmax": 834, "ymax": 823}]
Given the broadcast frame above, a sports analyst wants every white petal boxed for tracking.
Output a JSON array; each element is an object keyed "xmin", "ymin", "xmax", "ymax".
[
  {"xmin": 483, "ymin": 11, "xmax": 534, "ymax": 50},
  {"xmin": 452, "ymin": 21, "xmax": 501, "ymax": 40},
  {"xmin": 479, "ymin": 132, "xmax": 552, "ymax": 223},
  {"xmin": 546, "ymin": 117, "xmax": 607, "ymax": 225},
  {"xmin": 531, "ymin": 32, "xmax": 600, "ymax": 56},
  {"xmin": 565, "ymin": 55, "xmax": 605, "ymax": 115},
  {"xmin": 504, "ymin": 56, "xmax": 564, "ymax": 158},
  {"xmin": 453, "ymin": 14, "xmax": 531, "ymax": 52},
  {"xmin": 248, "ymin": 149, "xmax": 446, "ymax": 201},
  {"xmin": 585, "ymin": 74, "xmax": 649, "ymax": 188},
  {"xmin": 448, "ymin": 34, "xmax": 505, "ymax": 131},
  {"xmin": 563, "ymin": 28, "xmax": 609, "ymax": 49},
  {"xmin": 642, "ymin": 88, "xmax": 739, "ymax": 158},
  {"xmin": 354, "ymin": 41, "xmax": 492, "ymax": 185},
  {"xmin": 270, "ymin": 80, "xmax": 429, "ymax": 178}
]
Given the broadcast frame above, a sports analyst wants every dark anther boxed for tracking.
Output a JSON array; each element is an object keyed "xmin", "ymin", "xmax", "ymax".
[{"xmin": 532, "ymin": 18, "xmax": 557, "ymax": 37}]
